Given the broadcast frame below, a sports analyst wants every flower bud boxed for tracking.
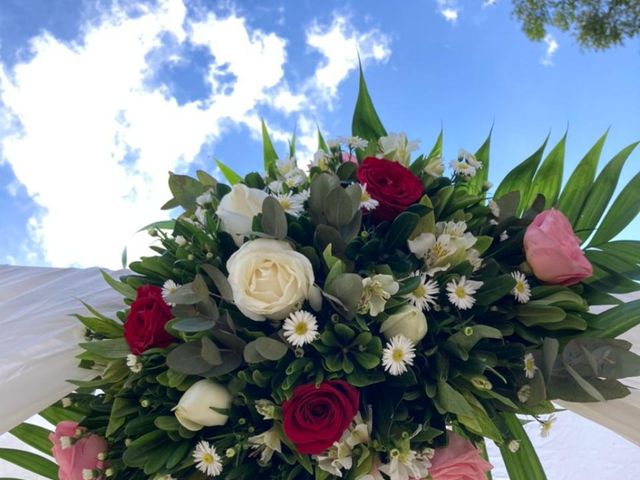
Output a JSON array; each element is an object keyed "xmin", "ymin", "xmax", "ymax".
[
  {"xmin": 174, "ymin": 379, "xmax": 232, "ymax": 431},
  {"xmin": 380, "ymin": 305, "xmax": 428, "ymax": 343}
]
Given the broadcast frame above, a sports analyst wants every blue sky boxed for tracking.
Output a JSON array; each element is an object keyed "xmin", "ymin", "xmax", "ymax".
[{"xmin": 0, "ymin": 0, "xmax": 638, "ymax": 269}]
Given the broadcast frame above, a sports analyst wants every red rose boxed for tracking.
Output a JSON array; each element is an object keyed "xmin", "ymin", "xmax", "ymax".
[
  {"xmin": 282, "ymin": 380, "xmax": 360, "ymax": 455},
  {"xmin": 357, "ymin": 157, "xmax": 423, "ymax": 223},
  {"xmin": 124, "ymin": 285, "xmax": 175, "ymax": 355}
]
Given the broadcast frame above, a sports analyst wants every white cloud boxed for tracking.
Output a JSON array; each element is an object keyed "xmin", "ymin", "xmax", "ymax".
[
  {"xmin": 306, "ymin": 15, "xmax": 391, "ymax": 100},
  {"xmin": 541, "ymin": 33, "xmax": 559, "ymax": 66},
  {"xmin": 436, "ymin": 0, "xmax": 460, "ymax": 23},
  {"xmin": 0, "ymin": 1, "xmax": 392, "ymax": 269}
]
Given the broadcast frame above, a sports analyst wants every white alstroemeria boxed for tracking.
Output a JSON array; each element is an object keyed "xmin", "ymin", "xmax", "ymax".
[
  {"xmin": 500, "ymin": 230, "xmax": 509, "ymax": 242},
  {"xmin": 382, "ymin": 335, "xmax": 416, "ymax": 376},
  {"xmin": 277, "ymin": 156, "xmax": 298, "ymax": 176},
  {"xmin": 524, "ymin": 352, "xmax": 538, "ymax": 379},
  {"xmin": 162, "ymin": 279, "xmax": 181, "ymax": 306},
  {"xmin": 446, "ymin": 276, "xmax": 483, "ymax": 310},
  {"xmin": 193, "ymin": 441, "xmax": 223, "ymax": 476},
  {"xmin": 126, "ymin": 354, "xmax": 142, "ymax": 374},
  {"xmin": 377, "ymin": 132, "xmax": 419, "ymax": 165},
  {"xmin": 450, "ymin": 159, "xmax": 477, "ymax": 177},
  {"xmin": 315, "ymin": 441, "xmax": 353, "ymax": 477},
  {"xmin": 255, "ymin": 399, "xmax": 278, "ymax": 420},
  {"xmin": 511, "ymin": 271, "xmax": 532, "ymax": 303},
  {"xmin": 347, "ymin": 136, "xmax": 369, "ymax": 150},
  {"xmin": 174, "ymin": 235, "xmax": 187, "ymax": 246},
  {"xmin": 467, "ymin": 248, "xmax": 483, "ymax": 272},
  {"xmin": 488, "ymin": 200, "xmax": 500, "ymax": 218},
  {"xmin": 359, "ymin": 184, "xmax": 379, "ymax": 211},
  {"xmin": 344, "ymin": 413, "xmax": 371, "ymax": 448},
  {"xmin": 408, "ymin": 233, "xmax": 456, "ymax": 276},
  {"xmin": 404, "ymin": 272, "xmax": 439, "ymax": 311},
  {"xmin": 312, "ymin": 150, "xmax": 331, "ymax": 171},
  {"xmin": 540, "ymin": 414, "xmax": 556, "ymax": 438},
  {"xmin": 196, "ymin": 190, "xmax": 213, "ymax": 207},
  {"xmin": 268, "ymin": 180, "xmax": 285, "ymax": 194},
  {"xmin": 378, "ymin": 448, "xmax": 431, "ymax": 480},
  {"xmin": 195, "ymin": 206, "xmax": 207, "ymax": 224},
  {"xmin": 282, "ymin": 310, "xmax": 319, "ymax": 347},
  {"xmin": 459, "ymin": 149, "xmax": 482, "ymax": 169},
  {"xmin": 248, "ymin": 426, "xmax": 282, "ymax": 464},
  {"xmin": 358, "ymin": 274, "xmax": 400, "ymax": 316},
  {"xmin": 284, "ymin": 168, "xmax": 307, "ymax": 188},
  {"xmin": 274, "ymin": 192, "xmax": 305, "ymax": 217},
  {"xmin": 436, "ymin": 221, "xmax": 477, "ymax": 250},
  {"xmin": 424, "ymin": 155, "xmax": 444, "ymax": 177}
]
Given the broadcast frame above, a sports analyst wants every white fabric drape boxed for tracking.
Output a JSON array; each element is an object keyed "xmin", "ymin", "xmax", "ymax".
[{"xmin": 0, "ymin": 265, "xmax": 127, "ymax": 434}]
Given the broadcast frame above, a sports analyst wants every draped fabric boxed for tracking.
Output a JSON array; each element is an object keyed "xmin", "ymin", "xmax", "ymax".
[{"xmin": 0, "ymin": 265, "xmax": 638, "ymax": 478}]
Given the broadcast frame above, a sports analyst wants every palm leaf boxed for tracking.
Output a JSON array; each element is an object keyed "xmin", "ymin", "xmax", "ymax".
[
  {"xmin": 589, "ymin": 172, "xmax": 640, "ymax": 246},
  {"xmin": 467, "ymin": 127, "xmax": 492, "ymax": 195},
  {"xmin": 524, "ymin": 132, "xmax": 566, "ymax": 210}
]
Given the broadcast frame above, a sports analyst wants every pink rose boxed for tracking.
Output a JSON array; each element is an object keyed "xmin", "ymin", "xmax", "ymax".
[
  {"xmin": 49, "ymin": 421, "xmax": 108, "ymax": 480},
  {"xmin": 429, "ymin": 432, "xmax": 492, "ymax": 480},
  {"xmin": 523, "ymin": 209, "xmax": 593, "ymax": 286}
]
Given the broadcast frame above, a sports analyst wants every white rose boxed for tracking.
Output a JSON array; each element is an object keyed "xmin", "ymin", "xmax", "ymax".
[
  {"xmin": 227, "ymin": 238, "xmax": 315, "ymax": 321},
  {"xmin": 174, "ymin": 379, "xmax": 232, "ymax": 431},
  {"xmin": 217, "ymin": 184, "xmax": 268, "ymax": 246},
  {"xmin": 380, "ymin": 305, "xmax": 428, "ymax": 343}
]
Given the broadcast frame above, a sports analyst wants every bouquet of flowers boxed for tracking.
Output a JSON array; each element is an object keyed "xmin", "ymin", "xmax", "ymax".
[{"xmin": 7, "ymin": 68, "xmax": 640, "ymax": 480}]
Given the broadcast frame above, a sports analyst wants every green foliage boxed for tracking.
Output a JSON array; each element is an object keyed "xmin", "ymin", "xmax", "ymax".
[
  {"xmin": 524, "ymin": 132, "xmax": 566, "ymax": 210},
  {"xmin": 0, "ymin": 449, "xmax": 59, "ymax": 479},
  {"xmin": 498, "ymin": 413, "xmax": 547, "ymax": 480},
  {"xmin": 352, "ymin": 61, "xmax": 386, "ymax": 158}
]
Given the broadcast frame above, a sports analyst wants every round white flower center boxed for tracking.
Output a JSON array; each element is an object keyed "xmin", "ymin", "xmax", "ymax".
[{"xmin": 392, "ymin": 348, "xmax": 405, "ymax": 362}]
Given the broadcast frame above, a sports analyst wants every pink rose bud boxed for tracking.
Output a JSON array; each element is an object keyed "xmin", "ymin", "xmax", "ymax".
[
  {"xmin": 429, "ymin": 432, "xmax": 493, "ymax": 480},
  {"xmin": 49, "ymin": 421, "xmax": 108, "ymax": 480},
  {"xmin": 523, "ymin": 209, "xmax": 593, "ymax": 286}
]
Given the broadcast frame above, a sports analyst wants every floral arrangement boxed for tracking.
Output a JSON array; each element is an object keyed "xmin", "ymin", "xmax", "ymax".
[{"xmin": 6, "ymin": 68, "xmax": 640, "ymax": 480}]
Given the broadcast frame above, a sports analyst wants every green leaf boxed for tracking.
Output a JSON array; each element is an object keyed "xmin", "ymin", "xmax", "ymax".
[
  {"xmin": 262, "ymin": 118, "xmax": 279, "ymax": 173},
  {"xmin": 170, "ymin": 317, "xmax": 215, "ymax": 332},
  {"xmin": 261, "ymin": 196, "xmax": 288, "ymax": 239},
  {"xmin": 524, "ymin": 132, "xmax": 566, "ymax": 210},
  {"xmin": 317, "ymin": 124, "xmax": 330, "ymax": 153},
  {"xmin": 325, "ymin": 273, "xmax": 363, "ymax": 320},
  {"xmin": 245, "ymin": 337, "xmax": 289, "ymax": 362},
  {"xmin": 324, "ymin": 186, "xmax": 355, "ymax": 227},
  {"xmin": 386, "ymin": 212, "xmax": 420, "ymax": 250},
  {"xmin": 589, "ymin": 172, "xmax": 640, "ymax": 246},
  {"xmin": 467, "ymin": 127, "xmax": 492, "ymax": 195},
  {"xmin": 351, "ymin": 61, "xmax": 386, "ymax": 150},
  {"xmin": 75, "ymin": 314, "xmax": 124, "ymax": 338},
  {"xmin": 585, "ymin": 299, "xmax": 640, "ymax": 338},
  {"xmin": 563, "ymin": 363, "xmax": 606, "ymax": 401},
  {"xmin": 573, "ymin": 142, "xmax": 639, "ymax": 242},
  {"xmin": 80, "ymin": 337, "xmax": 131, "ymax": 358},
  {"xmin": 0, "ymin": 449, "xmax": 58, "ymax": 479},
  {"xmin": 166, "ymin": 341, "xmax": 213, "ymax": 375},
  {"xmin": 9, "ymin": 423, "xmax": 53, "ymax": 456},
  {"xmin": 197, "ymin": 169, "xmax": 218, "ymax": 186},
  {"xmin": 201, "ymin": 337, "xmax": 223, "ymax": 366},
  {"xmin": 474, "ymin": 274, "xmax": 517, "ymax": 305},
  {"xmin": 410, "ymin": 130, "xmax": 442, "ymax": 175},
  {"xmin": 498, "ymin": 413, "xmax": 547, "ymax": 480},
  {"xmin": 167, "ymin": 173, "xmax": 204, "ymax": 210},
  {"xmin": 39, "ymin": 405, "xmax": 84, "ymax": 425},
  {"xmin": 435, "ymin": 380, "xmax": 474, "ymax": 418},
  {"xmin": 200, "ymin": 264, "xmax": 234, "ymax": 302},
  {"xmin": 123, "ymin": 430, "xmax": 167, "ymax": 467},
  {"xmin": 494, "ymin": 135, "xmax": 548, "ymax": 215},
  {"xmin": 101, "ymin": 270, "xmax": 136, "ymax": 299},
  {"xmin": 216, "ymin": 159, "xmax": 243, "ymax": 185},
  {"xmin": 558, "ymin": 130, "xmax": 608, "ymax": 225}
]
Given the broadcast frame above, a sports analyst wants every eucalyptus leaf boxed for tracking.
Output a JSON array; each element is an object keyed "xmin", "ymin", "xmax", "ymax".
[{"xmin": 262, "ymin": 196, "xmax": 288, "ymax": 239}]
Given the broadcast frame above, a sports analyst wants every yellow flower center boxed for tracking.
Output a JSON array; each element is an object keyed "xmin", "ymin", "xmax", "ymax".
[
  {"xmin": 361, "ymin": 191, "xmax": 371, "ymax": 202},
  {"xmin": 294, "ymin": 322, "xmax": 308, "ymax": 335},
  {"xmin": 202, "ymin": 453, "xmax": 215, "ymax": 465},
  {"xmin": 431, "ymin": 242, "xmax": 448, "ymax": 259},
  {"xmin": 279, "ymin": 198, "xmax": 292, "ymax": 210},
  {"xmin": 413, "ymin": 284, "xmax": 426, "ymax": 298},
  {"xmin": 392, "ymin": 348, "xmax": 405, "ymax": 362},
  {"xmin": 455, "ymin": 286, "xmax": 467, "ymax": 299},
  {"xmin": 515, "ymin": 282, "xmax": 525, "ymax": 293}
]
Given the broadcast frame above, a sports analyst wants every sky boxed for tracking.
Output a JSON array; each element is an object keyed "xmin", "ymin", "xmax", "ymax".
[{"xmin": 0, "ymin": 0, "xmax": 638, "ymax": 269}]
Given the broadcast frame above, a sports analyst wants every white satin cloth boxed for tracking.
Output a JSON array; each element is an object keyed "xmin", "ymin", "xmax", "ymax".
[{"xmin": 0, "ymin": 265, "xmax": 639, "ymax": 479}]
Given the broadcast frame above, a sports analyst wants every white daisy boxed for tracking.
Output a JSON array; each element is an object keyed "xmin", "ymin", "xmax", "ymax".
[
  {"xmin": 524, "ymin": 352, "xmax": 538, "ymax": 379},
  {"xmin": 126, "ymin": 354, "xmax": 142, "ymax": 374},
  {"xmin": 193, "ymin": 441, "xmax": 223, "ymax": 477},
  {"xmin": 359, "ymin": 274, "xmax": 400, "ymax": 316},
  {"xmin": 488, "ymin": 200, "xmax": 500, "ymax": 218},
  {"xmin": 404, "ymin": 273, "xmax": 439, "ymax": 311},
  {"xmin": 174, "ymin": 235, "xmax": 187, "ymax": 247},
  {"xmin": 540, "ymin": 414, "xmax": 556, "ymax": 438},
  {"xmin": 459, "ymin": 149, "xmax": 482, "ymax": 169},
  {"xmin": 450, "ymin": 159, "xmax": 477, "ymax": 177},
  {"xmin": 348, "ymin": 136, "xmax": 369, "ymax": 150},
  {"xmin": 162, "ymin": 279, "xmax": 181, "ymax": 306},
  {"xmin": 282, "ymin": 311, "xmax": 319, "ymax": 347},
  {"xmin": 359, "ymin": 183, "xmax": 379, "ymax": 211},
  {"xmin": 274, "ymin": 192, "xmax": 305, "ymax": 217},
  {"xmin": 511, "ymin": 271, "xmax": 531, "ymax": 303},
  {"xmin": 297, "ymin": 188, "xmax": 311, "ymax": 201},
  {"xmin": 382, "ymin": 335, "xmax": 416, "ymax": 376},
  {"xmin": 446, "ymin": 276, "xmax": 483, "ymax": 310}
]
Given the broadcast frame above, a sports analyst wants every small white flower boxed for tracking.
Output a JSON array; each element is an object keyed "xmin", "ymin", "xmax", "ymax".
[
  {"xmin": 378, "ymin": 447, "xmax": 431, "ymax": 480},
  {"xmin": 508, "ymin": 440, "xmax": 521, "ymax": 453},
  {"xmin": 193, "ymin": 441, "xmax": 223, "ymax": 477},
  {"xmin": 488, "ymin": 200, "xmax": 500, "ymax": 218},
  {"xmin": 524, "ymin": 352, "xmax": 538, "ymax": 379},
  {"xmin": 348, "ymin": 136, "xmax": 368, "ymax": 150},
  {"xmin": 82, "ymin": 470, "xmax": 94, "ymax": 480},
  {"xmin": 297, "ymin": 188, "xmax": 311, "ymax": 201},
  {"xmin": 517, "ymin": 385, "xmax": 531, "ymax": 403},
  {"xmin": 196, "ymin": 191, "xmax": 213, "ymax": 206},
  {"xmin": 255, "ymin": 399, "xmax": 277, "ymax": 420},
  {"xmin": 282, "ymin": 311, "xmax": 319, "ymax": 347},
  {"xmin": 277, "ymin": 157, "xmax": 298, "ymax": 176},
  {"xmin": 511, "ymin": 271, "xmax": 531, "ymax": 303},
  {"xmin": 359, "ymin": 183, "xmax": 379, "ymax": 211},
  {"xmin": 359, "ymin": 274, "xmax": 400, "ymax": 316},
  {"xmin": 327, "ymin": 139, "xmax": 341, "ymax": 149},
  {"xmin": 249, "ymin": 427, "xmax": 282, "ymax": 464},
  {"xmin": 424, "ymin": 155, "xmax": 444, "ymax": 177},
  {"xmin": 315, "ymin": 441, "xmax": 353, "ymax": 476},
  {"xmin": 500, "ymin": 230, "xmax": 509, "ymax": 242},
  {"xmin": 446, "ymin": 276, "xmax": 483, "ymax": 310},
  {"xmin": 377, "ymin": 132, "xmax": 419, "ymax": 165},
  {"xmin": 268, "ymin": 180, "xmax": 285, "ymax": 194},
  {"xmin": 60, "ymin": 436, "xmax": 72, "ymax": 449},
  {"xmin": 174, "ymin": 235, "xmax": 187, "ymax": 247},
  {"xmin": 467, "ymin": 248, "xmax": 483, "ymax": 272},
  {"xmin": 382, "ymin": 335, "xmax": 416, "ymax": 376},
  {"xmin": 450, "ymin": 159, "xmax": 477, "ymax": 177},
  {"xmin": 284, "ymin": 168, "xmax": 307, "ymax": 188},
  {"xmin": 312, "ymin": 150, "xmax": 331, "ymax": 171},
  {"xmin": 274, "ymin": 192, "xmax": 305, "ymax": 217},
  {"xmin": 404, "ymin": 272, "xmax": 438, "ymax": 311},
  {"xmin": 126, "ymin": 354, "xmax": 143, "ymax": 374},
  {"xmin": 195, "ymin": 206, "xmax": 207, "ymax": 224},
  {"xmin": 489, "ymin": 219, "xmax": 499, "ymax": 225},
  {"xmin": 540, "ymin": 414, "xmax": 556, "ymax": 438},
  {"xmin": 61, "ymin": 397, "xmax": 72, "ymax": 408},
  {"xmin": 162, "ymin": 279, "xmax": 181, "ymax": 306},
  {"xmin": 459, "ymin": 149, "xmax": 482, "ymax": 169}
]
